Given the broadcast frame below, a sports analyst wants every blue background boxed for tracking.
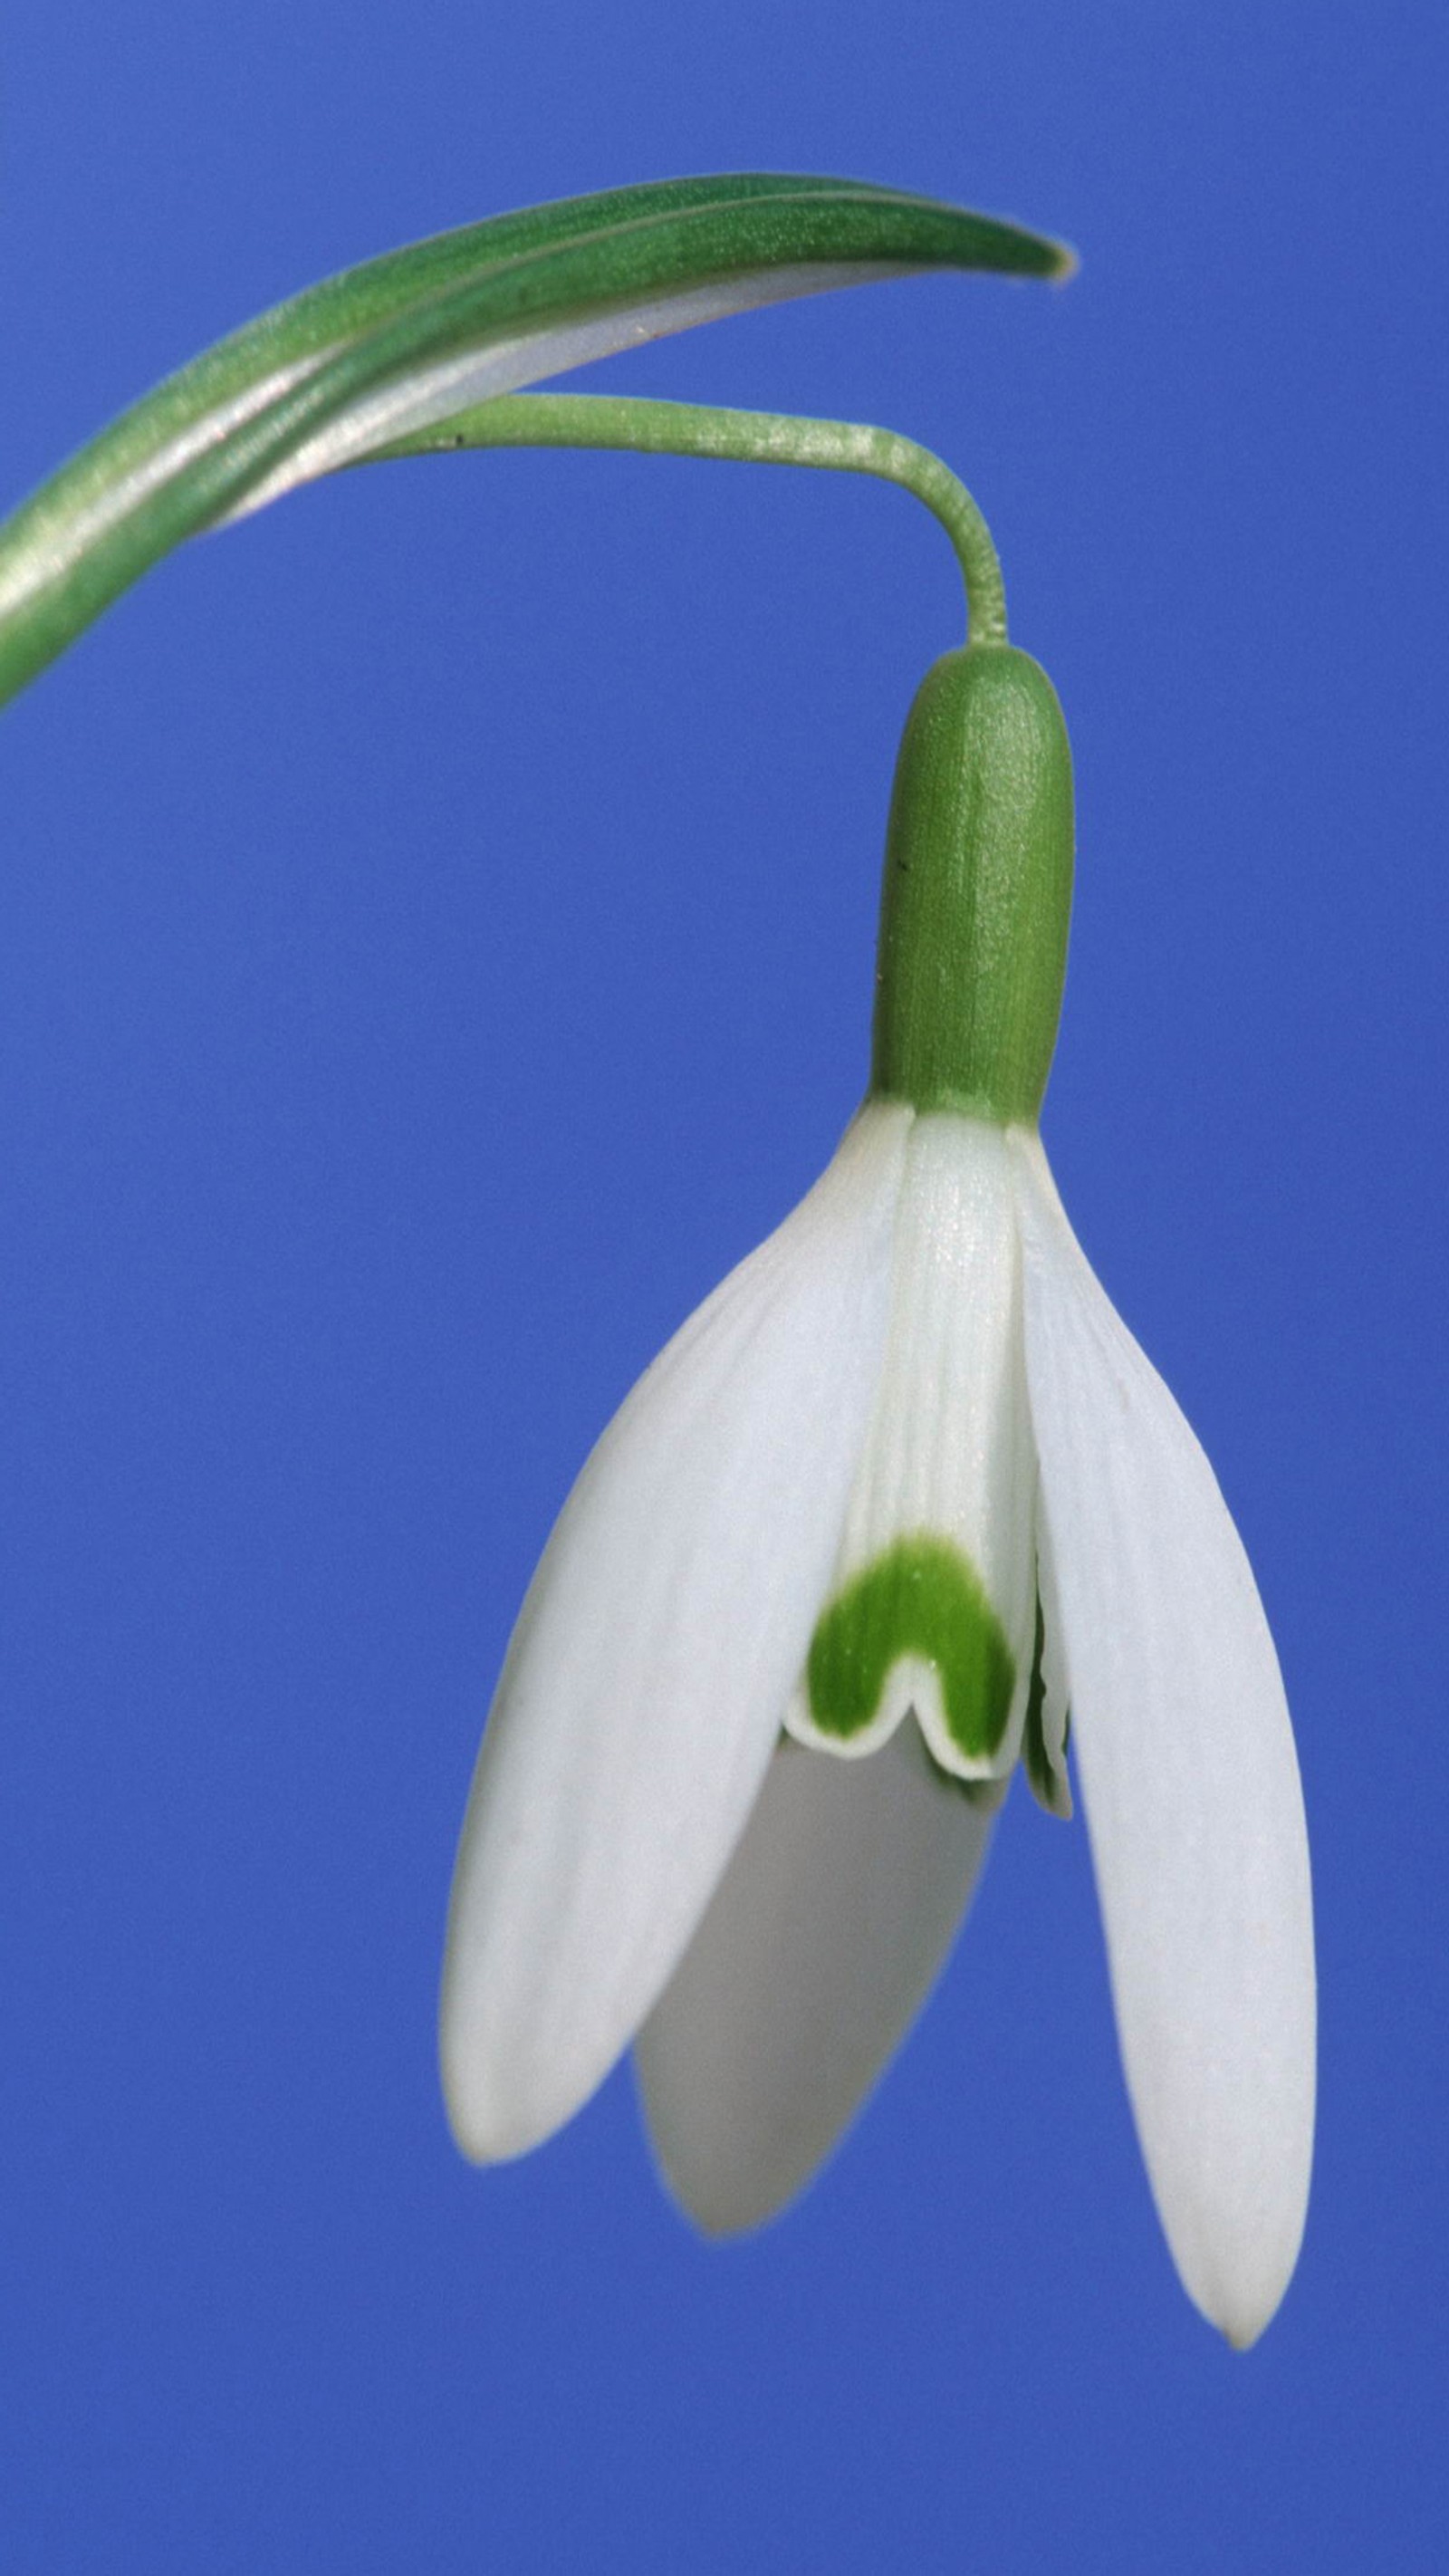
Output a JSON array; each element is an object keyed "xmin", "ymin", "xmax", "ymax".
[{"xmin": 2, "ymin": 5, "xmax": 1445, "ymax": 2568}]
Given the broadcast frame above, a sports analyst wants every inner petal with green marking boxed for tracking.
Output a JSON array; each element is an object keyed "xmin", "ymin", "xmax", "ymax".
[
  {"xmin": 797, "ymin": 1533, "xmax": 1016, "ymax": 1768},
  {"xmin": 782, "ymin": 1113, "xmax": 1048, "ymax": 1788}
]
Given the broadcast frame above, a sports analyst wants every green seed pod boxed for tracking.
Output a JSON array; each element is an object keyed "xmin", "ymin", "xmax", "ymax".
[{"xmin": 869, "ymin": 643, "xmax": 1074, "ymax": 1125}]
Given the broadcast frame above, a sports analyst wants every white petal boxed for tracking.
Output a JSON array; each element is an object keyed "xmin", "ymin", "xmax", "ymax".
[
  {"xmin": 636, "ymin": 1722, "xmax": 996, "ymax": 2234},
  {"xmin": 785, "ymin": 1112, "xmax": 1037, "ymax": 1778},
  {"xmin": 440, "ymin": 1103, "xmax": 911, "ymax": 2162},
  {"xmin": 1011, "ymin": 1130, "xmax": 1315, "ymax": 2346}
]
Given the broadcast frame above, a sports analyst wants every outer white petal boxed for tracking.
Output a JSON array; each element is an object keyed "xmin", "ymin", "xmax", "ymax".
[
  {"xmin": 636, "ymin": 1722, "xmax": 995, "ymax": 2234},
  {"xmin": 1011, "ymin": 1130, "xmax": 1315, "ymax": 2346},
  {"xmin": 441, "ymin": 1103, "xmax": 911, "ymax": 2163}
]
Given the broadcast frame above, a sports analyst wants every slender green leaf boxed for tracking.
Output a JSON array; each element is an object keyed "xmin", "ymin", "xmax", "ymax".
[{"xmin": 0, "ymin": 173, "xmax": 1071, "ymax": 709}]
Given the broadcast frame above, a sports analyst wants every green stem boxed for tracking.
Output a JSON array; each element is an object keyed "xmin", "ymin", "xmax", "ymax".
[{"xmin": 361, "ymin": 393, "xmax": 1008, "ymax": 647}]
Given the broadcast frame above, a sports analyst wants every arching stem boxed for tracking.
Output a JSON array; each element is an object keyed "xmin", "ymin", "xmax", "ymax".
[{"xmin": 360, "ymin": 393, "xmax": 1008, "ymax": 648}]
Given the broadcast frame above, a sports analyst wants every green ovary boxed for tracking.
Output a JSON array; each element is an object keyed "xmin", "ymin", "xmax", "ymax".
[{"xmin": 806, "ymin": 1534, "xmax": 1016, "ymax": 1763}]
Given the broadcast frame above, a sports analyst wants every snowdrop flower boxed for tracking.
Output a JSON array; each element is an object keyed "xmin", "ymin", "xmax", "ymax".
[{"xmin": 441, "ymin": 640, "xmax": 1315, "ymax": 2348}]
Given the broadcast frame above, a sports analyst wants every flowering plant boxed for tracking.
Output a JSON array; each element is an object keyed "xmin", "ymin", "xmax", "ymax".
[{"xmin": 0, "ymin": 171, "xmax": 1313, "ymax": 2347}]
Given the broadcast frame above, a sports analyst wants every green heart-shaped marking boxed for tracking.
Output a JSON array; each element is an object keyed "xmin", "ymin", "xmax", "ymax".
[{"xmin": 806, "ymin": 1533, "xmax": 1015, "ymax": 1762}]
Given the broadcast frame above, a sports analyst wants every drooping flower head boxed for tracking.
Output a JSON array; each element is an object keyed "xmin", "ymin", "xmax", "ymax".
[{"xmin": 441, "ymin": 573, "xmax": 1314, "ymax": 2350}]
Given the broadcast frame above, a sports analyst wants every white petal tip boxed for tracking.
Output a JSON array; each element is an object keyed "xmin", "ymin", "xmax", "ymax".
[
  {"xmin": 1159, "ymin": 2120, "xmax": 1312, "ymax": 2350},
  {"xmin": 648, "ymin": 2142, "xmax": 792, "ymax": 2243},
  {"xmin": 438, "ymin": 1983, "xmax": 599, "ymax": 2167},
  {"xmin": 1188, "ymin": 2210, "xmax": 1309, "ymax": 2352},
  {"xmin": 1213, "ymin": 2283, "xmax": 1287, "ymax": 2354},
  {"xmin": 439, "ymin": 2057, "xmax": 548, "ymax": 2169}
]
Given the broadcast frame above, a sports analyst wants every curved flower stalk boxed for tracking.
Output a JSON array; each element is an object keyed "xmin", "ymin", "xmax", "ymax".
[{"xmin": 441, "ymin": 612, "xmax": 1315, "ymax": 2351}]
